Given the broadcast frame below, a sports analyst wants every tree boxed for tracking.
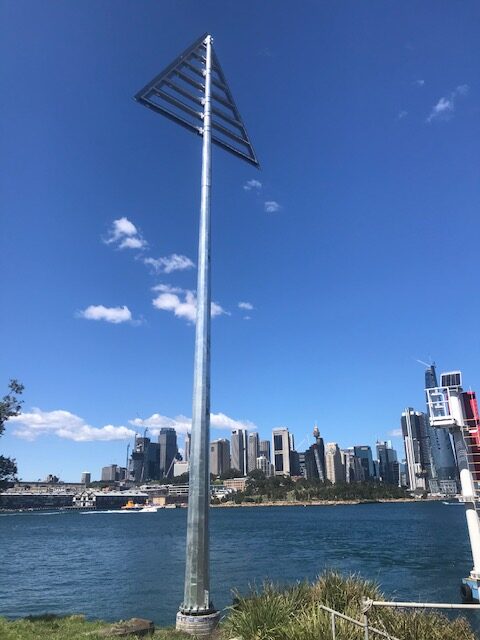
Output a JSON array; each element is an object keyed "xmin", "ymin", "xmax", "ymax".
[{"xmin": 0, "ymin": 379, "xmax": 24, "ymax": 488}]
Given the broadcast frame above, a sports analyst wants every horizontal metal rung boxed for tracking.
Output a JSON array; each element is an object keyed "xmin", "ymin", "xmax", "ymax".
[
  {"xmin": 150, "ymin": 89, "xmax": 203, "ymax": 122},
  {"xmin": 211, "ymin": 134, "xmax": 259, "ymax": 167},
  {"xmin": 186, "ymin": 58, "xmax": 228, "ymax": 95},
  {"xmin": 141, "ymin": 98, "xmax": 202, "ymax": 137},
  {"xmin": 211, "ymin": 89, "xmax": 236, "ymax": 112},
  {"xmin": 173, "ymin": 70, "xmax": 205, "ymax": 93},
  {"xmin": 162, "ymin": 79, "xmax": 203, "ymax": 107},
  {"xmin": 182, "ymin": 59, "xmax": 205, "ymax": 79},
  {"xmin": 212, "ymin": 106, "xmax": 244, "ymax": 130},
  {"xmin": 212, "ymin": 120, "xmax": 250, "ymax": 146}
]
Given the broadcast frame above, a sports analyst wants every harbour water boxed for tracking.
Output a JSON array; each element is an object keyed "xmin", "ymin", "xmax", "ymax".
[{"xmin": 0, "ymin": 502, "xmax": 478, "ymax": 629}]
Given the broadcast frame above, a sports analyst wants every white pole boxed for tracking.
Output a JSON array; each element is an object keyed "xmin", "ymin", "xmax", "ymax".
[{"xmin": 449, "ymin": 391, "xmax": 480, "ymax": 578}]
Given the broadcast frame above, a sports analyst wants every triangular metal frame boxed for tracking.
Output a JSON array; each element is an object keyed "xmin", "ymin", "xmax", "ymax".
[{"xmin": 134, "ymin": 34, "xmax": 259, "ymax": 167}]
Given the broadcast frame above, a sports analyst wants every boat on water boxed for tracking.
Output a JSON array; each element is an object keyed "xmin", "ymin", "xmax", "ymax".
[
  {"xmin": 121, "ymin": 500, "xmax": 163, "ymax": 513},
  {"xmin": 121, "ymin": 500, "xmax": 147, "ymax": 511}
]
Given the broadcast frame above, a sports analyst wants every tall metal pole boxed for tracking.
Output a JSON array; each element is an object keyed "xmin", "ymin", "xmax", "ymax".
[{"xmin": 179, "ymin": 35, "xmax": 216, "ymax": 621}]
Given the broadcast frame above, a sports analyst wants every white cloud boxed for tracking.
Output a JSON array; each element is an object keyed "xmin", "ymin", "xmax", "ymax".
[
  {"xmin": 104, "ymin": 217, "xmax": 146, "ymax": 250},
  {"xmin": 10, "ymin": 409, "xmax": 136, "ymax": 442},
  {"xmin": 238, "ymin": 302, "xmax": 254, "ymax": 311},
  {"xmin": 414, "ymin": 79, "xmax": 425, "ymax": 87},
  {"xmin": 119, "ymin": 237, "xmax": 145, "ymax": 250},
  {"xmin": 389, "ymin": 428, "xmax": 403, "ymax": 438},
  {"xmin": 397, "ymin": 110, "xmax": 408, "ymax": 120},
  {"xmin": 130, "ymin": 412, "xmax": 256, "ymax": 436},
  {"xmin": 264, "ymin": 201, "xmax": 280, "ymax": 213},
  {"xmin": 78, "ymin": 305, "xmax": 133, "ymax": 324},
  {"xmin": 243, "ymin": 179, "xmax": 262, "ymax": 191},
  {"xmin": 152, "ymin": 285, "xmax": 228, "ymax": 324},
  {"xmin": 144, "ymin": 254, "xmax": 195, "ymax": 274},
  {"xmin": 243, "ymin": 316, "xmax": 251, "ymax": 321},
  {"xmin": 427, "ymin": 84, "xmax": 470, "ymax": 123}
]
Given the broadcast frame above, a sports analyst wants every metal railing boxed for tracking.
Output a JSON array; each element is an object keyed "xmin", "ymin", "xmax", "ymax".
[
  {"xmin": 320, "ymin": 599, "xmax": 480, "ymax": 640},
  {"xmin": 319, "ymin": 604, "xmax": 400, "ymax": 640}
]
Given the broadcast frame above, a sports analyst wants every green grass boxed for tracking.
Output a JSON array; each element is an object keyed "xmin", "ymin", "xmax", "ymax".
[{"xmin": 0, "ymin": 615, "xmax": 192, "ymax": 640}]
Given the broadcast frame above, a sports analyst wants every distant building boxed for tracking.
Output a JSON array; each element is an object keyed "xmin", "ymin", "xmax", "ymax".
[
  {"xmin": 376, "ymin": 441, "xmax": 398, "ymax": 485},
  {"xmin": 289, "ymin": 449, "xmax": 301, "ymax": 476},
  {"xmin": 159, "ymin": 428, "xmax": 178, "ymax": 479},
  {"xmin": 210, "ymin": 439, "xmax": 230, "ymax": 476},
  {"xmin": 223, "ymin": 477, "xmax": 247, "ymax": 492},
  {"xmin": 259, "ymin": 439, "xmax": 271, "ymax": 462},
  {"xmin": 325, "ymin": 443, "xmax": 344, "ymax": 484},
  {"xmin": 247, "ymin": 432, "xmax": 260, "ymax": 474},
  {"xmin": 304, "ymin": 425, "xmax": 326, "ymax": 481},
  {"xmin": 101, "ymin": 464, "xmax": 118, "ymax": 482},
  {"xmin": 354, "ymin": 445, "xmax": 374, "ymax": 480},
  {"xmin": 174, "ymin": 461, "xmax": 189, "ymax": 477},
  {"xmin": 272, "ymin": 427, "xmax": 291, "ymax": 476},
  {"xmin": 256, "ymin": 455, "xmax": 271, "ymax": 477},
  {"xmin": 401, "ymin": 408, "xmax": 431, "ymax": 492},
  {"xmin": 231, "ymin": 429, "xmax": 247, "ymax": 475},
  {"xmin": 81, "ymin": 472, "xmax": 91, "ymax": 485},
  {"xmin": 184, "ymin": 432, "xmax": 191, "ymax": 463},
  {"xmin": 117, "ymin": 467, "xmax": 128, "ymax": 482}
]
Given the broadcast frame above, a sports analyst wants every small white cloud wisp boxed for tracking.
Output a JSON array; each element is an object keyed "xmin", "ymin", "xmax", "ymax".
[
  {"xmin": 78, "ymin": 305, "xmax": 133, "ymax": 324},
  {"xmin": 144, "ymin": 254, "xmax": 195, "ymax": 274},
  {"xmin": 427, "ymin": 84, "xmax": 469, "ymax": 123},
  {"xmin": 238, "ymin": 302, "xmax": 254, "ymax": 311},
  {"xmin": 104, "ymin": 217, "xmax": 146, "ymax": 250},
  {"xmin": 264, "ymin": 200, "xmax": 281, "ymax": 213},
  {"xmin": 152, "ymin": 284, "xmax": 228, "ymax": 324},
  {"xmin": 243, "ymin": 179, "xmax": 262, "ymax": 191}
]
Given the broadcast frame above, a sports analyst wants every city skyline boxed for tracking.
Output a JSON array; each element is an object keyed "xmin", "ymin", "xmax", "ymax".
[{"xmin": 2, "ymin": 3, "xmax": 479, "ymax": 482}]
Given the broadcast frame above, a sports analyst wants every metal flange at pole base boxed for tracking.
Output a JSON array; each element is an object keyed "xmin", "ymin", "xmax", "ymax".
[{"xmin": 176, "ymin": 610, "xmax": 220, "ymax": 637}]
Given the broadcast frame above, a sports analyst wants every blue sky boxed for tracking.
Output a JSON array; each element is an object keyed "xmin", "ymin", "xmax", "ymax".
[{"xmin": 1, "ymin": 1, "xmax": 479, "ymax": 481}]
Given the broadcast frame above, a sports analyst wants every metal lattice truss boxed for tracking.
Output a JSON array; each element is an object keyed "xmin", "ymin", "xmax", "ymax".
[{"xmin": 134, "ymin": 33, "xmax": 259, "ymax": 167}]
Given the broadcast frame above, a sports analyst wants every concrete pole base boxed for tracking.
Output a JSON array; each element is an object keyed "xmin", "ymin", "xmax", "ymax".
[{"xmin": 176, "ymin": 610, "xmax": 220, "ymax": 637}]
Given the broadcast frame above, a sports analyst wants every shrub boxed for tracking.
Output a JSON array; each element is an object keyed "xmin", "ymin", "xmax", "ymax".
[{"xmin": 222, "ymin": 571, "xmax": 475, "ymax": 640}]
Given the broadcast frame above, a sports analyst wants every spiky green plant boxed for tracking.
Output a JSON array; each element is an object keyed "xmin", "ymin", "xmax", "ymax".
[{"xmin": 222, "ymin": 571, "xmax": 476, "ymax": 640}]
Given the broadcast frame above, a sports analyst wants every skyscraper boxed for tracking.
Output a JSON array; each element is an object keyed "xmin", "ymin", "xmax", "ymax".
[
  {"xmin": 424, "ymin": 364, "xmax": 458, "ymax": 494},
  {"xmin": 354, "ymin": 445, "xmax": 374, "ymax": 480},
  {"xmin": 184, "ymin": 432, "xmax": 191, "ymax": 463},
  {"xmin": 272, "ymin": 427, "xmax": 291, "ymax": 476},
  {"xmin": 325, "ymin": 443, "xmax": 344, "ymax": 484},
  {"xmin": 101, "ymin": 464, "xmax": 117, "ymax": 482},
  {"xmin": 159, "ymin": 428, "xmax": 178, "ymax": 479},
  {"xmin": 231, "ymin": 429, "xmax": 247, "ymax": 475},
  {"xmin": 401, "ymin": 408, "xmax": 431, "ymax": 492},
  {"xmin": 81, "ymin": 472, "xmax": 91, "ymax": 485},
  {"xmin": 247, "ymin": 432, "xmax": 260, "ymax": 474},
  {"xmin": 304, "ymin": 425, "xmax": 326, "ymax": 481},
  {"xmin": 256, "ymin": 455, "xmax": 271, "ymax": 477},
  {"xmin": 259, "ymin": 439, "xmax": 271, "ymax": 462},
  {"xmin": 210, "ymin": 439, "xmax": 230, "ymax": 477},
  {"xmin": 376, "ymin": 441, "xmax": 398, "ymax": 485}
]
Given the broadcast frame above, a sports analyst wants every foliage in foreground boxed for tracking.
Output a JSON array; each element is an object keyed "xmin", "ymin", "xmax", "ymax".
[
  {"xmin": 0, "ymin": 615, "xmax": 192, "ymax": 640},
  {"xmin": 0, "ymin": 379, "xmax": 24, "ymax": 488},
  {"xmin": 223, "ymin": 571, "xmax": 475, "ymax": 640}
]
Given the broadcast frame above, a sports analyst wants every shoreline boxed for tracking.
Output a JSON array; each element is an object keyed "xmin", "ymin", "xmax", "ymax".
[{"xmin": 212, "ymin": 497, "xmax": 430, "ymax": 508}]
